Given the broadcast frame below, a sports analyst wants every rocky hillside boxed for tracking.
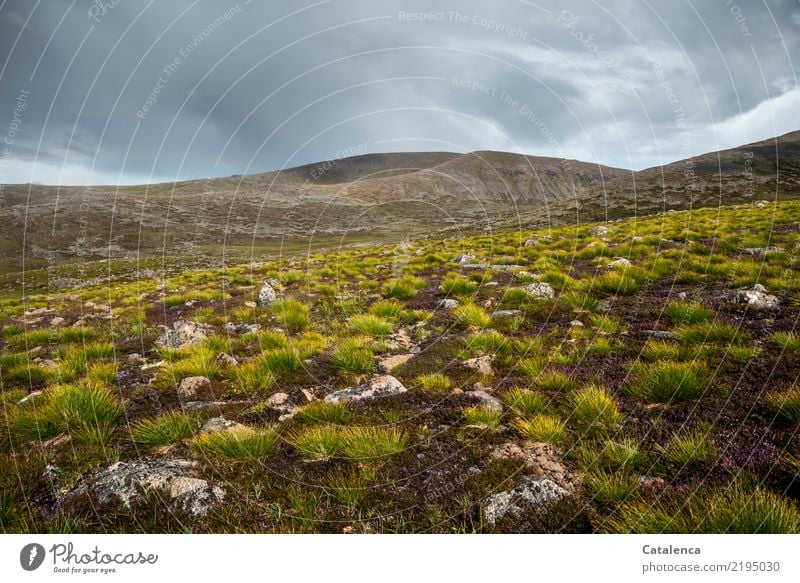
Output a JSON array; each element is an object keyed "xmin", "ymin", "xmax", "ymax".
[{"xmin": 1, "ymin": 200, "xmax": 800, "ymax": 533}]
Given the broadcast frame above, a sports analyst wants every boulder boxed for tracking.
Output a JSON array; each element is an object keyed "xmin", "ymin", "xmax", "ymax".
[
  {"xmin": 155, "ymin": 320, "xmax": 210, "ymax": 349},
  {"xmin": 61, "ymin": 459, "xmax": 223, "ymax": 517},
  {"xmin": 732, "ymin": 284, "xmax": 780, "ymax": 309},
  {"xmin": 521, "ymin": 282, "xmax": 554, "ymax": 299},
  {"xmin": 438, "ymin": 298, "xmax": 459, "ymax": 309},
  {"xmin": 257, "ymin": 281, "xmax": 277, "ymax": 307},
  {"xmin": 464, "ymin": 355, "xmax": 494, "ymax": 376},
  {"xmin": 176, "ymin": 376, "xmax": 211, "ymax": 398},
  {"xmin": 325, "ymin": 375, "xmax": 408, "ymax": 403},
  {"xmin": 482, "ymin": 476, "xmax": 571, "ymax": 526}
]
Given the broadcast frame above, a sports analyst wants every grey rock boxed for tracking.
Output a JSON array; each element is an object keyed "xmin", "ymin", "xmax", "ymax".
[
  {"xmin": 155, "ymin": 320, "xmax": 210, "ymax": 349},
  {"xmin": 61, "ymin": 459, "xmax": 223, "ymax": 517},
  {"xmin": 741, "ymin": 246, "xmax": 784, "ymax": 257},
  {"xmin": 644, "ymin": 330, "xmax": 673, "ymax": 339},
  {"xmin": 466, "ymin": 390, "xmax": 503, "ymax": 413},
  {"xmin": 257, "ymin": 281, "xmax": 277, "ymax": 307},
  {"xmin": 732, "ymin": 285, "xmax": 780, "ymax": 309},
  {"xmin": 378, "ymin": 353, "xmax": 415, "ymax": 373},
  {"xmin": 483, "ymin": 477, "xmax": 571, "ymax": 526},
  {"xmin": 607, "ymin": 257, "xmax": 632, "ymax": 268},
  {"xmin": 325, "ymin": 375, "xmax": 408, "ymax": 403},
  {"xmin": 437, "ymin": 298, "xmax": 459, "ymax": 309},
  {"xmin": 452, "ymin": 253, "xmax": 475, "ymax": 264},
  {"xmin": 463, "ymin": 355, "xmax": 494, "ymax": 376},
  {"xmin": 216, "ymin": 352, "xmax": 239, "ymax": 367},
  {"xmin": 523, "ymin": 238, "xmax": 538, "ymax": 247},
  {"xmin": 199, "ymin": 417, "xmax": 245, "ymax": 434},
  {"xmin": 491, "ymin": 309, "xmax": 521, "ymax": 318},
  {"xmin": 490, "ymin": 264, "xmax": 525, "ymax": 271},
  {"xmin": 521, "ymin": 282, "xmax": 555, "ymax": 299},
  {"xmin": 176, "ymin": 376, "xmax": 211, "ymax": 398}
]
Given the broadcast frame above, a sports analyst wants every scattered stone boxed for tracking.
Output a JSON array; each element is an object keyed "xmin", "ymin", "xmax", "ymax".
[
  {"xmin": 385, "ymin": 328, "xmax": 415, "ymax": 352},
  {"xmin": 741, "ymin": 246, "xmax": 784, "ymax": 256},
  {"xmin": 676, "ymin": 291, "xmax": 687, "ymax": 300},
  {"xmin": 41, "ymin": 434, "xmax": 72, "ymax": 448},
  {"xmin": 483, "ymin": 476, "xmax": 571, "ymax": 526},
  {"xmin": 199, "ymin": 417, "xmax": 245, "ymax": 434},
  {"xmin": 17, "ymin": 391, "xmax": 42, "ymax": 405},
  {"xmin": 754, "ymin": 200, "xmax": 768, "ymax": 208},
  {"xmin": 732, "ymin": 285, "xmax": 780, "ymax": 309},
  {"xmin": 466, "ymin": 390, "xmax": 503, "ymax": 413},
  {"xmin": 451, "ymin": 388, "xmax": 464, "ymax": 396},
  {"xmin": 61, "ymin": 459, "xmax": 223, "ymax": 517},
  {"xmin": 638, "ymin": 475, "xmax": 666, "ymax": 488},
  {"xmin": 521, "ymin": 282, "xmax": 554, "ymax": 299},
  {"xmin": 225, "ymin": 322, "xmax": 261, "ymax": 334},
  {"xmin": 463, "ymin": 355, "xmax": 494, "ymax": 376},
  {"xmin": 176, "ymin": 376, "xmax": 211, "ymax": 398},
  {"xmin": 437, "ymin": 298, "xmax": 459, "ymax": 309},
  {"xmin": 128, "ymin": 353, "xmax": 146, "ymax": 365},
  {"xmin": 491, "ymin": 309, "xmax": 521, "ymax": 318},
  {"xmin": 452, "ymin": 253, "xmax": 474, "ymax": 264},
  {"xmin": 49, "ymin": 316, "xmax": 66, "ymax": 327},
  {"xmin": 301, "ymin": 387, "xmax": 318, "ymax": 402},
  {"xmin": 569, "ymin": 320, "xmax": 584, "ymax": 327},
  {"xmin": 266, "ymin": 392, "xmax": 290, "ymax": 407},
  {"xmin": 155, "ymin": 320, "xmax": 210, "ymax": 349},
  {"xmin": 141, "ymin": 360, "xmax": 166, "ymax": 370},
  {"xmin": 491, "ymin": 442, "xmax": 577, "ymax": 491},
  {"xmin": 325, "ymin": 375, "xmax": 408, "ymax": 403},
  {"xmin": 257, "ymin": 281, "xmax": 277, "ymax": 307},
  {"xmin": 490, "ymin": 264, "xmax": 525, "ymax": 271},
  {"xmin": 592, "ymin": 225, "xmax": 611, "ymax": 237},
  {"xmin": 607, "ymin": 257, "xmax": 632, "ymax": 268},
  {"xmin": 216, "ymin": 352, "xmax": 239, "ymax": 367},
  {"xmin": 378, "ymin": 353, "xmax": 414, "ymax": 373},
  {"xmin": 644, "ymin": 330, "xmax": 673, "ymax": 339},
  {"xmin": 523, "ymin": 238, "xmax": 538, "ymax": 247}
]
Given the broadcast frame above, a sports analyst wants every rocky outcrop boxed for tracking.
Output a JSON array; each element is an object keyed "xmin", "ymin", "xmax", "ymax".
[
  {"xmin": 482, "ymin": 477, "xmax": 571, "ymax": 526},
  {"xmin": 521, "ymin": 282, "xmax": 555, "ymax": 299},
  {"xmin": 732, "ymin": 284, "xmax": 780, "ymax": 309},
  {"xmin": 61, "ymin": 459, "xmax": 223, "ymax": 517},
  {"xmin": 325, "ymin": 375, "xmax": 408, "ymax": 403},
  {"xmin": 257, "ymin": 281, "xmax": 277, "ymax": 307},
  {"xmin": 155, "ymin": 320, "xmax": 210, "ymax": 349}
]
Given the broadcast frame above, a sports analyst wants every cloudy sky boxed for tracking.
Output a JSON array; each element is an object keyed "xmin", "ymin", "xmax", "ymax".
[{"xmin": 0, "ymin": 0, "xmax": 798, "ymax": 185}]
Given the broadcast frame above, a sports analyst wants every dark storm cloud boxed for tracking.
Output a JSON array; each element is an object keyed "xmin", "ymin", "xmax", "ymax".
[{"xmin": 0, "ymin": 0, "xmax": 798, "ymax": 185}]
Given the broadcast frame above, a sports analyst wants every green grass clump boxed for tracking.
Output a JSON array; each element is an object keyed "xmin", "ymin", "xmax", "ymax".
[
  {"xmin": 465, "ymin": 330, "xmax": 510, "ymax": 354},
  {"xmin": 463, "ymin": 406, "xmax": 502, "ymax": 430},
  {"xmin": 628, "ymin": 361, "xmax": 710, "ymax": 403},
  {"xmin": 160, "ymin": 347, "xmax": 220, "ymax": 383},
  {"xmin": 561, "ymin": 291, "xmax": 601, "ymax": 312},
  {"xmin": 259, "ymin": 348, "xmax": 302, "ymax": 377},
  {"xmin": 294, "ymin": 401, "xmax": 348, "ymax": 424},
  {"xmin": 591, "ymin": 271, "xmax": 640, "ymax": 296},
  {"xmin": 765, "ymin": 386, "xmax": 800, "ymax": 423},
  {"xmin": 348, "ymin": 314, "xmax": 394, "ymax": 337},
  {"xmin": 503, "ymin": 388, "xmax": 548, "ymax": 417},
  {"xmin": 415, "ymin": 373, "xmax": 452, "ymax": 393},
  {"xmin": 341, "ymin": 426, "xmax": 408, "ymax": 461},
  {"xmin": 660, "ymin": 430, "xmax": 716, "ymax": 465},
  {"xmin": 771, "ymin": 331, "xmax": 800, "ymax": 352},
  {"xmin": 383, "ymin": 276, "xmax": 424, "ymax": 300},
  {"xmin": 12, "ymin": 382, "xmax": 124, "ymax": 443},
  {"xmin": 230, "ymin": 363, "xmax": 276, "ymax": 396},
  {"xmin": 452, "ymin": 304, "xmax": 491, "ymax": 328},
  {"xmin": 674, "ymin": 321, "xmax": 744, "ymax": 346},
  {"xmin": 666, "ymin": 301, "xmax": 715, "ymax": 324},
  {"xmin": 533, "ymin": 370, "xmax": 579, "ymax": 393},
  {"xmin": 601, "ymin": 438, "xmax": 643, "ymax": 470},
  {"xmin": 641, "ymin": 339, "xmax": 684, "ymax": 361},
  {"xmin": 272, "ymin": 299, "xmax": 310, "ymax": 332},
  {"xmin": 191, "ymin": 426, "xmax": 280, "ymax": 460},
  {"xmin": 290, "ymin": 425, "xmax": 346, "ymax": 461},
  {"xmin": 569, "ymin": 385, "xmax": 622, "ymax": 429},
  {"xmin": 517, "ymin": 357, "xmax": 547, "ymax": 379},
  {"xmin": 440, "ymin": 274, "xmax": 477, "ymax": 297},
  {"xmin": 585, "ymin": 471, "xmax": 638, "ymax": 505},
  {"xmin": 607, "ymin": 485, "xmax": 800, "ymax": 533},
  {"xmin": 329, "ymin": 339, "xmax": 375, "ymax": 375},
  {"xmin": 370, "ymin": 300, "xmax": 403, "ymax": 319},
  {"xmin": 515, "ymin": 414, "xmax": 566, "ymax": 444},
  {"xmin": 131, "ymin": 411, "xmax": 199, "ymax": 448},
  {"xmin": 589, "ymin": 314, "xmax": 622, "ymax": 335}
]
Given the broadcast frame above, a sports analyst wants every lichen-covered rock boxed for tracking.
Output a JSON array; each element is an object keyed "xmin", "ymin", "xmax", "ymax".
[
  {"xmin": 607, "ymin": 257, "xmax": 632, "ymax": 268},
  {"xmin": 325, "ymin": 375, "xmax": 408, "ymax": 403},
  {"xmin": 378, "ymin": 353, "xmax": 415, "ymax": 373},
  {"xmin": 155, "ymin": 320, "xmax": 210, "ymax": 349},
  {"xmin": 466, "ymin": 389, "xmax": 503, "ymax": 413},
  {"xmin": 523, "ymin": 238, "xmax": 538, "ymax": 247},
  {"xmin": 491, "ymin": 309, "xmax": 521, "ymax": 318},
  {"xmin": 491, "ymin": 442, "xmax": 577, "ymax": 492},
  {"xmin": 732, "ymin": 284, "xmax": 780, "ymax": 309},
  {"xmin": 521, "ymin": 282, "xmax": 555, "ymax": 299},
  {"xmin": 257, "ymin": 281, "xmax": 277, "ymax": 307},
  {"xmin": 198, "ymin": 417, "xmax": 246, "ymax": 434},
  {"xmin": 438, "ymin": 298, "xmax": 459, "ymax": 309},
  {"xmin": 482, "ymin": 477, "xmax": 571, "ymax": 526},
  {"xmin": 176, "ymin": 376, "xmax": 211, "ymax": 398},
  {"xmin": 61, "ymin": 459, "xmax": 223, "ymax": 517},
  {"xmin": 464, "ymin": 355, "xmax": 494, "ymax": 376},
  {"xmin": 452, "ymin": 253, "xmax": 474, "ymax": 264},
  {"xmin": 741, "ymin": 246, "xmax": 784, "ymax": 256}
]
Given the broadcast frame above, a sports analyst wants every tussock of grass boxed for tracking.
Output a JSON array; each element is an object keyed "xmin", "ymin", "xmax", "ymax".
[
  {"xmin": 515, "ymin": 414, "xmax": 566, "ymax": 444},
  {"xmin": 674, "ymin": 321, "xmax": 744, "ymax": 346},
  {"xmin": 12, "ymin": 382, "xmax": 124, "ymax": 443},
  {"xmin": 131, "ymin": 411, "xmax": 199, "ymax": 448},
  {"xmin": 440, "ymin": 274, "xmax": 477, "ymax": 297},
  {"xmin": 585, "ymin": 471, "xmax": 638, "ymax": 504},
  {"xmin": 607, "ymin": 485, "xmax": 800, "ymax": 533},
  {"xmin": 666, "ymin": 301, "xmax": 714, "ymax": 324},
  {"xmin": 294, "ymin": 401, "xmax": 348, "ymax": 424},
  {"xmin": 272, "ymin": 299, "xmax": 310, "ymax": 332},
  {"xmin": 259, "ymin": 348, "xmax": 302, "ymax": 377},
  {"xmin": 452, "ymin": 304, "xmax": 491, "ymax": 328},
  {"xmin": 660, "ymin": 430, "xmax": 716, "ymax": 465},
  {"xmin": 340, "ymin": 426, "xmax": 408, "ymax": 461},
  {"xmin": 517, "ymin": 357, "xmax": 547, "ymax": 379},
  {"xmin": 569, "ymin": 385, "xmax": 622, "ymax": 429},
  {"xmin": 628, "ymin": 361, "xmax": 710, "ymax": 403},
  {"xmin": 463, "ymin": 406, "xmax": 502, "ymax": 430},
  {"xmin": 370, "ymin": 300, "xmax": 403, "ymax": 319},
  {"xmin": 415, "ymin": 373, "xmax": 452, "ymax": 393},
  {"xmin": 503, "ymin": 388, "xmax": 548, "ymax": 417},
  {"xmin": 465, "ymin": 330, "xmax": 510, "ymax": 354},
  {"xmin": 191, "ymin": 426, "xmax": 279, "ymax": 460},
  {"xmin": 533, "ymin": 370, "xmax": 579, "ymax": 393},
  {"xmin": 771, "ymin": 331, "xmax": 800, "ymax": 352},
  {"xmin": 765, "ymin": 386, "xmax": 800, "ymax": 422},
  {"xmin": 291, "ymin": 425, "xmax": 345, "ymax": 461},
  {"xmin": 230, "ymin": 362, "xmax": 276, "ymax": 396},
  {"xmin": 348, "ymin": 314, "xmax": 393, "ymax": 337},
  {"xmin": 590, "ymin": 271, "xmax": 640, "ymax": 296},
  {"xmin": 330, "ymin": 339, "xmax": 375, "ymax": 375}
]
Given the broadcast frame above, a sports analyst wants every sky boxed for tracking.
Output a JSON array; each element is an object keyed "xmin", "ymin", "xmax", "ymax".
[{"xmin": 0, "ymin": 0, "xmax": 798, "ymax": 185}]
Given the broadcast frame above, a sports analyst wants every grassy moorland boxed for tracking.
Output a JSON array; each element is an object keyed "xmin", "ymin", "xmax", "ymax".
[{"xmin": 1, "ymin": 200, "xmax": 800, "ymax": 533}]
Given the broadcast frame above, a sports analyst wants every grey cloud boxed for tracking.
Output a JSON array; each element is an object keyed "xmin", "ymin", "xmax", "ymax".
[{"xmin": 0, "ymin": 0, "xmax": 798, "ymax": 184}]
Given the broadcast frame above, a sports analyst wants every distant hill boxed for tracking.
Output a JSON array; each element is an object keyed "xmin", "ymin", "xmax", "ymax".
[{"xmin": 1, "ymin": 130, "xmax": 799, "ymax": 274}]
